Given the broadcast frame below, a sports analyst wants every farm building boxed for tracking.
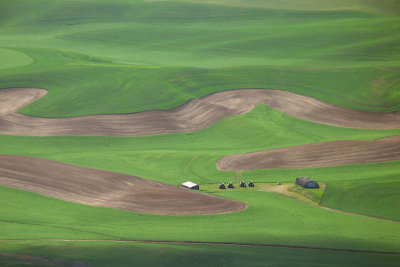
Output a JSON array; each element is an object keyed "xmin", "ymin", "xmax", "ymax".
[
  {"xmin": 295, "ymin": 177, "xmax": 319, "ymax": 189},
  {"xmin": 181, "ymin": 181, "xmax": 199, "ymax": 190}
]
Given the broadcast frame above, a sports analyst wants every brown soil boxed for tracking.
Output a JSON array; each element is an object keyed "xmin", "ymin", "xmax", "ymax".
[
  {"xmin": 217, "ymin": 136, "xmax": 400, "ymax": 170},
  {"xmin": 0, "ymin": 154, "xmax": 247, "ymax": 215},
  {"xmin": 1, "ymin": 88, "xmax": 399, "ymax": 136},
  {"xmin": 256, "ymin": 183, "xmax": 318, "ymax": 206}
]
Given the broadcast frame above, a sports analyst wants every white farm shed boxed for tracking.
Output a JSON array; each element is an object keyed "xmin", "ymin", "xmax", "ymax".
[{"xmin": 181, "ymin": 181, "xmax": 199, "ymax": 190}]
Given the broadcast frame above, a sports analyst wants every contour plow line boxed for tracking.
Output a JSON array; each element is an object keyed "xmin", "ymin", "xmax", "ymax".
[
  {"xmin": 0, "ymin": 154, "xmax": 247, "ymax": 215},
  {"xmin": 1, "ymin": 87, "xmax": 400, "ymax": 137},
  {"xmin": 217, "ymin": 136, "xmax": 400, "ymax": 170}
]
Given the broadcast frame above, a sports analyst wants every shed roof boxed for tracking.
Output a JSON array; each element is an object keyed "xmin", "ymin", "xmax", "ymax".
[{"xmin": 182, "ymin": 181, "xmax": 198, "ymax": 188}]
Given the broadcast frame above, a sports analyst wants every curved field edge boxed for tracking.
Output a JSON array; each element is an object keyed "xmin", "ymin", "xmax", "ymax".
[
  {"xmin": 321, "ymin": 176, "xmax": 400, "ymax": 221},
  {"xmin": 1, "ymin": 103, "xmax": 399, "ymax": 220},
  {"xmin": 4, "ymin": 56, "xmax": 400, "ymax": 117},
  {"xmin": 0, "ymin": 0, "xmax": 399, "ymax": 260},
  {"xmin": 238, "ymin": 161, "xmax": 400, "ymax": 221},
  {"xmin": 201, "ymin": 182, "xmax": 400, "ymax": 222},
  {"xmin": 216, "ymin": 136, "xmax": 400, "ymax": 170},
  {"xmin": 1, "ymin": 104, "xmax": 399, "ymax": 184},
  {"xmin": 0, "ymin": 154, "xmax": 247, "ymax": 215},
  {"xmin": 2, "ymin": 240, "xmax": 400, "ymax": 267},
  {"xmin": 1, "ymin": 88, "xmax": 399, "ymax": 137},
  {"xmin": 1, "ymin": 185, "xmax": 400, "ymax": 253},
  {"xmin": 1, "ymin": 1, "xmax": 400, "ymax": 117}
]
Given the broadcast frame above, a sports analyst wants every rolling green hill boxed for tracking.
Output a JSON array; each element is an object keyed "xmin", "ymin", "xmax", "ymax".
[
  {"xmin": 321, "ymin": 176, "xmax": 400, "ymax": 221},
  {"xmin": 0, "ymin": 106, "xmax": 399, "ymax": 229},
  {"xmin": 1, "ymin": 105, "xmax": 399, "ymax": 185},
  {"xmin": 1, "ymin": 185, "xmax": 400, "ymax": 252},
  {"xmin": 1, "ymin": 0, "xmax": 400, "ymax": 117},
  {"xmin": 146, "ymin": 0, "xmax": 400, "ymax": 15},
  {"xmin": 2, "ymin": 240, "xmax": 399, "ymax": 267},
  {"xmin": 1, "ymin": 0, "xmax": 399, "ymax": 265}
]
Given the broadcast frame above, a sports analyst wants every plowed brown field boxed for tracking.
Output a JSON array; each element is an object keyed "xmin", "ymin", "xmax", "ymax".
[
  {"xmin": 1, "ymin": 88, "xmax": 399, "ymax": 136},
  {"xmin": 217, "ymin": 136, "xmax": 400, "ymax": 170},
  {"xmin": 0, "ymin": 155, "xmax": 247, "ymax": 214},
  {"xmin": 1, "ymin": 87, "xmax": 399, "ymax": 214}
]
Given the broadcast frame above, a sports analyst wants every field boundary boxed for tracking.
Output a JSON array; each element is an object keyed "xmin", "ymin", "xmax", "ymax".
[
  {"xmin": 1, "ymin": 239, "xmax": 399, "ymax": 255},
  {"xmin": 319, "ymin": 205, "xmax": 400, "ymax": 224},
  {"xmin": 1, "ymin": 87, "xmax": 400, "ymax": 137},
  {"xmin": 227, "ymin": 183, "xmax": 400, "ymax": 223},
  {"xmin": 217, "ymin": 136, "xmax": 400, "ymax": 171}
]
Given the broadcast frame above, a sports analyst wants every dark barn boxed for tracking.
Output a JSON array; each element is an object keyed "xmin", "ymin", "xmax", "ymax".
[{"xmin": 295, "ymin": 177, "xmax": 319, "ymax": 189}]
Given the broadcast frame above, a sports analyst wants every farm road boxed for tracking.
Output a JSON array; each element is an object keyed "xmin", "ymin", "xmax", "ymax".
[{"xmin": 1, "ymin": 87, "xmax": 399, "ymax": 136}]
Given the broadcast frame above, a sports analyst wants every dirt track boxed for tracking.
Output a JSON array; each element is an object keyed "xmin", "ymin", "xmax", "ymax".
[
  {"xmin": 217, "ymin": 136, "xmax": 400, "ymax": 170},
  {"xmin": 0, "ymin": 155, "xmax": 247, "ymax": 215},
  {"xmin": 1, "ymin": 88, "xmax": 399, "ymax": 136}
]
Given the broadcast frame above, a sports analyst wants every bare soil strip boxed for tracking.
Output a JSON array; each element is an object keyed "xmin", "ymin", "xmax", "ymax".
[
  {"xmin": 1, "ymin": 88, "xmax": 399, "ymax": 136},
  {"xmin": 1, "ymin": 239, "xmax": 399, "ymax": 255},
  {"xmin": 217, "ymin": 136, "xmax": 400, "ymax": 170},
  {"xmin": 0, "ymin": 155, "xmax": 247, "ymax": 215}
]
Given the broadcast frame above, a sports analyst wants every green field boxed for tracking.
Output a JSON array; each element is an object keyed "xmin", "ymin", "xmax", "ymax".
[
  {"xmin": 1, "ymin": 105, "xmax": 399, "ymax": 185},
  {"xmin": 1, "ymin": 0, "xmax": 400, "ymax": 265},
  {"xmin": 321, "ymin": 176, "xmax": 400, "ymax": 221},
  {"xmin": 1, "ymin": 185, "xmax": 400, "ymax": 251},
  {"xmin": 1, "ymin": 1, "xmax": 400, "ymax": 117},
  {"xmin": 2, "ymin": 240, "xmax": 400, "ymax": 267},
  {"xmin": 1, "ymin": 240, "xmax": 400, "ymax": 267}
]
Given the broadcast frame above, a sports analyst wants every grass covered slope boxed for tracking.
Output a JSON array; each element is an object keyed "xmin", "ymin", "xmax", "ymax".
[
  {"xmin": 1, "ymin": 106, "xmax": 399, "ymax": 221},
  {"xmin": 1, "ymin": 105, "xmax": 399, "ymax": 184},
  {"xmin": 1, "ymin": 0, "xmax": 400, "ymax": 117},
  {"xmin": 3, "ymin": 55, "xmax": 400, "ymax": 117},
  {"xmin": 4, "ymin": 0, "xmax": 398, "ymax": 68},
  {"xmin": 0, "ymin": 48, "xmax": 33, "ymax": 70},
  {"xmin": 1, "ymin": 185, "xmax": 400, "ymax": 253},
  {"xmin": 321, "ymin": 176, "xmax": 400, "ymax": 221},
  {"xmin": 1, "ymin": 0, "xmax": 400, "ymax": 264},
  {"xmin": 146, "ymin": 0, "xmax": 400, "ymax": 15},
  {"xmin": 1, "ymin": 240, "xmax": 400, "ymax": 267}
]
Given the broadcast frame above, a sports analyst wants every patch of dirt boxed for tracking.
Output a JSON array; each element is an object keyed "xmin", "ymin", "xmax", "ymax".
[
  {"xmin": 0, "ymin": 155, "xmax": 247, "ymax": 215},
  {"xmin": 217, "ymin": 136, "xmax": 400, "ymax": 170},
  {"xmin": 1, "ymin": 88, "xmax": 399, "ymax": 136},
  {"xmin": 257, "ymin": 183, "xmax": 399, "ymax": 223},
  {"xmin": 256, "ymin": 183, "xmax": 318, "ymax": 206}
]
